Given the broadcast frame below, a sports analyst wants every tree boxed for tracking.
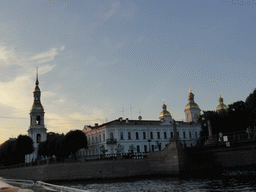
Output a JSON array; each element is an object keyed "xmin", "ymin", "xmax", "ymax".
[
  {"xmin": 245, "ymin": 88, "xmax": 256, "ymax": 126},
  {"xmin": 0, "ymin": 135, "xmax": 34, "ymax": 166},
  {"xmin": 63, "ymin": 130, "xmax": 87, "ymax": 160},
  {"xmin": 14, "ymin": 135, "xmax": 34, "ymax": 164}
]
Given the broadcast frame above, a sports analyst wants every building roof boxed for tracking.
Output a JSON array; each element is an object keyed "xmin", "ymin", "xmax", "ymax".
[{"xmin": 83, "ymin": 118, "xmax": 201, "ymax": 133}]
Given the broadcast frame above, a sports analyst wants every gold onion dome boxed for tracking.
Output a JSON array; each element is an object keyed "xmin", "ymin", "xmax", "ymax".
[
  {"xmin": 185, "ymin": 87, "xmax": 200, "ymax": 110},
  {"xmin": 216, "ymin": 94, "xmax": 228, "ymax": 111},
  {"xmin": 185, "ymin": 103, "xmax": 200, "ymax": 110},
  {"xmin": 159, "ymin": 103, "xmax": 172, "ymax": 119}
]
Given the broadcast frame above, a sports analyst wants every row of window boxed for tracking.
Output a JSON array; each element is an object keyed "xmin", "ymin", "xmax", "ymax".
[
  {"xmin": 119, "ymin": 131, "xmax": 198, "ymax": 140},
  {"xmin": 88, "ymin": 131, "xmax": 198, "ymax": 145},
  {"xmin": 88, "ymin": 134, "xmax": 105, "ymax": 145}
]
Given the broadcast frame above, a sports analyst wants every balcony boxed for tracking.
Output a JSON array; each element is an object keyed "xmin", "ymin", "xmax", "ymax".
[{"xmin": 106, "ymin": 138, "xmax": 117, "ymax": 145}]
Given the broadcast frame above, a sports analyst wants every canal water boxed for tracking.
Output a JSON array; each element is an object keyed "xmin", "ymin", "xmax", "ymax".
[{"xmin": 52, "ymin": 170, "xmax": 256, "ymax": 192}]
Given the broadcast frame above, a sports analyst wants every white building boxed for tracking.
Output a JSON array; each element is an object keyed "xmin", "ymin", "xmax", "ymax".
[
  {"xmin": 26, "ymin": 70, "xmax": 47, "ymax": 162},
  {"xmin": 80, "ymin": 91, "xmax": 202, "ymax": 156}
]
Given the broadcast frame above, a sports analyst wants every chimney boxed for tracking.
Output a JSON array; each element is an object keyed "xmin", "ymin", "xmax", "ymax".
[
  {"xmin": 126, "ymin": 118, "xmax": 129, "ymax": 124},
  {"xmin": 95, "ymin": 123, "xmax": 98, "ymax": 127},
  {"xmin": 119, "ymin": 117, "xmax": 123, "ymax": 122}
]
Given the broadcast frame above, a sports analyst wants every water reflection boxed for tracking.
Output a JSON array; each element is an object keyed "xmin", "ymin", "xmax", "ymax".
[{"xmin": 53, "ymin": 172, "xmax": 256, "ymax": 192}]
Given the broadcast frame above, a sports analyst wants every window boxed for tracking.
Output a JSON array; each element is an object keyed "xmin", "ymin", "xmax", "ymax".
[
  {"xmin": 151, "ymin": 145, "xmax": 155, "ymax": 151},
  {"xmin": 36, "ymin": 133, "xmax": 41, "ymax": 143},
  {"xmin": 128, "ymin": 132, "xmax": 131, "ymax": 140},
  {"xmin": 195, "ymin": 131, "xmax": 198, "ymax": 138},
  {"xmin": 144, "ymin": 145, "xmax": 147, "ymax": 152},
  {"xmin": 96, "ymin": 136, "xmax": 98, "ymax": 143},
  {"xmin": 157, "ymin": 132, "xmax": 160, "ymax": 139},
  {"xmin": 99, "ymin": 135, "xmax": 101, "ymax": 142},
  {"xmin": 92, "ymin": 137, "xmax": 94, "ymax": 144},
  {"xmin": 189, "ymin": 131, "xmax": 192, "ymax": 138},
  {"xmin": 171, "ymin": 132, "xmax": 173, "ymax": 138},
  {"xmin": 183, "ymin": 132, "xmax": 186, "ymax": 139},
  {"xmin": 177, "ymin": 132, "xmax": 179, "ymax": 138},
  {"xmin": 150, "ymin": 132, "xmax": 153, "ymax": 139},
  {"xmin": 103, "ymin": 134, "xmax": 105, "ymax": 142},
  {"xmin": 137, "ymin": 145, "xmax": 140, "ymax": 153},
  {"xmin": 120, "ymin": 132, "xmax": 123, "ymax": 140},
  {"xmin": 164, "ymin": 132, "xmax": 167, "ymax": 139},
  {"xmin": 143, "ymin": 132, "xmax": 146, "ymax": 139},
  {"xmin": 110, "ymin": 132, "xmax": 114, "ymax": 139},
  {"xmin": 136, "ymin": 132, "xmax": 139, "ymax": 140},
  {"xmin": 36, "ymin": 116, "xmax": 40, "ymax": 125}
]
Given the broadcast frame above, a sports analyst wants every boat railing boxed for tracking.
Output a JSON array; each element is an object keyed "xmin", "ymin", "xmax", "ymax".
[{"xmin": 36, "ymin": 181, "xmax": 87, "ymax": 192}]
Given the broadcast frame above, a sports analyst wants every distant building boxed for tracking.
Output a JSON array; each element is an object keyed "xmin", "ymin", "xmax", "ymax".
[
  {"xmin": 80, "ymin": 98, "xmax": 201, "ymax": 156},
  {"xmin": 26, "ymin": 69, "xmax": 47, "ymax": 163}
]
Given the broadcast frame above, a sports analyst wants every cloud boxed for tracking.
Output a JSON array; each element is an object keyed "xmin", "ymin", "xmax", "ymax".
[
  {"xmin": 0, "ymin": 75, "xmax": 31, "ymax": 112},
  {"xmin": 0, "ymin": 46, "xmax": 17, "ymax": 66},
  {"xmin": 103, "ymin": 1, "xmax": 120, "ymax": 20},
  {"xmin": 29, "ymin": 46, "xmax": 65, "ymax": 64}
]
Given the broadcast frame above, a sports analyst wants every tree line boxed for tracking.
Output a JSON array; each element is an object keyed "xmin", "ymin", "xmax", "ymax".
[
  {"xmin": 38, "ymin": 130, "xmax": 87, "ymax": 161},
  {"xmin": 0, "ymin": 130, "xmax": 87, "ymax": 167},
  {"xmin": 198, "ymin": 88, "xmax": 256, "ymax": 137},
  {"xmin": 0, "ymin": 135, "xmax": 34, "ymax": 166}
]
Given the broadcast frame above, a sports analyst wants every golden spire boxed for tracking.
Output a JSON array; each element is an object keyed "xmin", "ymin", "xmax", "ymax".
[
  {"xmin": 35, "ymin": 66, "xmax": 39, "ymax": 86},
  {"xmin": 189, "ymin": 86, "xmax": 192, "ymax": 93}
]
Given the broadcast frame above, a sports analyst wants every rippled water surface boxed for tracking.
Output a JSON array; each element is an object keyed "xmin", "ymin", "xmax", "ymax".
[{"xmin": 53, "ymin": 173, "xmax": 256, "ymax": 192}]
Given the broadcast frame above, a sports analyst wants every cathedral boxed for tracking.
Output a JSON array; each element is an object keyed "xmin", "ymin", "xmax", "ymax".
[
  {"xmin": 25, "ymin": 70, "xmax": 228, "ymax": 161},
  {"xmin": 79, "ymin": 88, "xmax": 228, "ymax": 156}
]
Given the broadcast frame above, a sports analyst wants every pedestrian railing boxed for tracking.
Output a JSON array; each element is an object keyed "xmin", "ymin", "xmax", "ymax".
[{"xmin": 0, "ymin": 152, "xmax": 149, "ymax": 170}]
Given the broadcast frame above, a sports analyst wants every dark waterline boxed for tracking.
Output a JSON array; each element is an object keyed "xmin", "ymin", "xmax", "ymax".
[{"xmin": 51, "ymin": 170, "xmax": 256, "ymax": 192}]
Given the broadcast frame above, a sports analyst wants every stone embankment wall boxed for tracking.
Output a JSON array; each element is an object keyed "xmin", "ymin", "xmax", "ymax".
[
  {"xmin": 0, "ymin": 140, "xmax": 184, "ymax": 181},
  {"xmin": 0, "ymin": 159, "xmax": 150, "ymax": 181}
]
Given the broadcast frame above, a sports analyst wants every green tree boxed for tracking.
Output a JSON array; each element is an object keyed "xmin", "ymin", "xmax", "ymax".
[
  {"xmin": 245, "ymin": 88, "xmax": 256, "ymax": 126},
  {"xmin": 63, "ymin": 130, "xmax": 87, "ymax": 160}
]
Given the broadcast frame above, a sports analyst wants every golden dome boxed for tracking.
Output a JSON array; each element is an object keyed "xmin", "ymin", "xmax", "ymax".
[
  {"xmin": 216, "ymin": 104, "xmax": 228, "ymax": 111},
  {"xmin": 31, "ymin": 102, "xmax": 43, "ymax": 110},
  {"xmin": 185, "ymin": 103, "xmax": 200, "ymax": 110},
  {"xmin": 218, "ymin": 97, "xmax": 223, "ymax": 102},
  {"xmin": 159, "ymin": 103, "xmax": 172, "ymax": 119},
  {"xmin": 159, "ymin": 110, "xmax": 172, "ymax": 118}
]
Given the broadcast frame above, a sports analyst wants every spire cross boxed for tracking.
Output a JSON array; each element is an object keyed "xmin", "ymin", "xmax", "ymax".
[
  {"xmin": 163, "ymin": 98, "xmax": 165, "ymax": 104},
  {"xmin": 189, "ymin": 86, "xmax": 192, "ymax": 93},
  {"xmin": 219, "ymin": 91, "xmax": 221, "ymax": 97}
]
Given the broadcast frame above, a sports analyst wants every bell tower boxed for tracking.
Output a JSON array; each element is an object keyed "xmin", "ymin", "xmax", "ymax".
[{"xmin": 26, "ymin": 67, "xmax": 47, "ymax": 162}]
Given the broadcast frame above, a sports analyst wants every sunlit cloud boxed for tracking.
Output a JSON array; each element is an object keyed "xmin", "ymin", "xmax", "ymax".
[{"xmin": 29, "ymin": 46, "xmax": 65, "ymax": 64}]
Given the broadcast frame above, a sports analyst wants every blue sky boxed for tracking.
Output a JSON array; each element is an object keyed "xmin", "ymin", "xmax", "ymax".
[{"xmin": 0, "ymin": 0, "xmax": 255, "ymax": 143}]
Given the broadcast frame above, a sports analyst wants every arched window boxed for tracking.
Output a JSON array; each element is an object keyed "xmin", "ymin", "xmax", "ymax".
[
  {"xmin": 37, "ymin": 133, "xmax": 41, "ymax": 143},
  {"xmin": 36, "ymin": 116, "xmax": 41, "ymax": 125}
]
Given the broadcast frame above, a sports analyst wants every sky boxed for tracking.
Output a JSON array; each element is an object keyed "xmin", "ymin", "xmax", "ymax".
[{"xmin": 0, "ymin": 0, "xmax": 255, "ymax": 143}]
